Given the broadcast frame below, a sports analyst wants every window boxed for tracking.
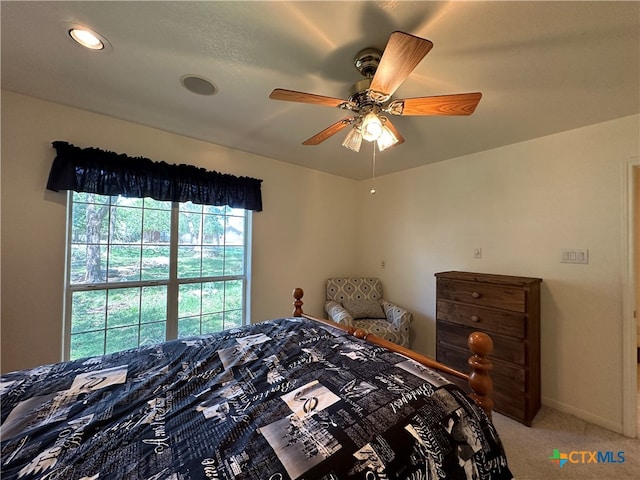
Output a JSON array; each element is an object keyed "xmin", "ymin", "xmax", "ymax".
[{"xmin": 65, "ymin": 192, "xmax": 250, "ymax": 360}]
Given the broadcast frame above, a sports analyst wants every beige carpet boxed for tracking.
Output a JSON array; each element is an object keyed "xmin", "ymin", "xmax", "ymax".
[{"xmin": 492, "ymin": 407, "xmax": 640, "ymax": 479}]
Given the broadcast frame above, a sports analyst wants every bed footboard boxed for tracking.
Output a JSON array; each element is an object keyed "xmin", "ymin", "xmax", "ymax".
[{"xmin": 292, "ymin": 287, "xmax": 494, "ymax": 418}]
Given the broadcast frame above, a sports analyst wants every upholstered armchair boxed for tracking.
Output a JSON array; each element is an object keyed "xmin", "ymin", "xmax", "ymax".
[{"xmin": 324, "ymin": 277, "xmax": 413, "ymax": 347}]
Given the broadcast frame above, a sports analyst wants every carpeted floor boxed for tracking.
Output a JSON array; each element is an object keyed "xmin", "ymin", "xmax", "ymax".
[{"xmin": 492, "ymin": 407, "xmax": 640, "ymax": 479}]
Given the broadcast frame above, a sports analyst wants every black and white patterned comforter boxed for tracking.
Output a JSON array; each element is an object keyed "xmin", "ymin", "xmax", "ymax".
[{"xmin": 1, "ymin": 317, "xmax": 513, "ymax": 479}]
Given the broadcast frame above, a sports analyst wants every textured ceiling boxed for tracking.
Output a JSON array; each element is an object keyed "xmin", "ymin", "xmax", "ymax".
[{"xmin": 2, "ymin": 1, "xmax": 639, "ymax": 180}]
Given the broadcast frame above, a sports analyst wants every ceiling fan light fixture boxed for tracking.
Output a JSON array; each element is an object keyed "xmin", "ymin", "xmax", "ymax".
[
  {"xmin": 376, "ymin": 125, "xmax": 399, "ymax": 152},
  {"xmin": 361, "ymin": 112, "xmax": 383, "ymax": 142},
  {"xmin": 342, "ymin": 127, "xmax": 363, "ymax": 152}
]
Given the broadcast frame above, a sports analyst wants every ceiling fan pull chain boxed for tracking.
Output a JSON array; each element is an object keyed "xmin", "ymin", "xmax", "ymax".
[{"xmin": 370, "ymin": 144, "xmax": 377, "ymax": 195}]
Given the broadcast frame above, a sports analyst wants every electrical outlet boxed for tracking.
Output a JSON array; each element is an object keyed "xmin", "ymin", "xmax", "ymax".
[
  {"xmin": 473, "ymin": 247, "xmax": 482, "ymax": 259},
  {"xmin": 380, "ymin": 260, "xmax": 385, "ymax": 269}
]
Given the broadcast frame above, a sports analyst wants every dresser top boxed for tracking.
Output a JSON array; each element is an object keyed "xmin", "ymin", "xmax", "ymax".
[{"xmin": 435, "ymin": 271, "xmax": 542, "ymax": 286}]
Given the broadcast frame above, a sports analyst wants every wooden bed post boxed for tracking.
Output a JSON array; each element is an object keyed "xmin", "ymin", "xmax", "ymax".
[
  {"xmin": 467, "ymin": 331, "xmax": 494, "ymax": 419},
  {"xmin": 292, "ymin": 287, "xmax": 304, "ymax": 317}
]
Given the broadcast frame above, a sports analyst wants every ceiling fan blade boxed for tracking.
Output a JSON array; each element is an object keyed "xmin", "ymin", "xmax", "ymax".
[
  {"xmin": 270, "ymin": 88, "xmax": 349, "ymax": 108},
  {"xmin": 390, "ymin": 92, "xmax": 482, "ymax": 116},
  {"xmin": 369, "ymin": 31, "xmax": 433, "ymax": 98},
  {"xmin": 302, "ymin": 118, "xmax": 353, "ymax": 145},
  {"xmin": 384, "ymin": 119, "xmax": 405, "ymax": 146}
]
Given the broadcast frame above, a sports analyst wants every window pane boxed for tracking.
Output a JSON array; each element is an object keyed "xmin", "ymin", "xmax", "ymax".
[
  {"xmin": 202, "ymin": 247, "xmax": 224, "ymax": 277},
  {"xmin": 70, "ymin": 195, "xmax": 112, "ymax": 285},
  {"xmin": 70, "ymin": 331, "xmax": 105, "ymax": 360},
  {"xmin": 141, "ymin": 246, "xmax": 170, "ymax": 280},
  {"xmin": 70, "ymin": 245, "xmax": 88, "ymax": 284},
  {"xmin": 110, "ymin": 205, "xmax": 142, "ymax": 243},
  {"xmin": 141, "ymin": 285, "xmax": 167, "ymax": 323},
  {"xmin": 70, "ymin": 245, "xmax": 104, "ymax": 285},
  {"xmin": 178, "ymin": 317, "xmax": 201, "ymax": 338},
  {"xmin": 202, "ymin": 313, "xmax": 224, "ymax": 332},
  {"xmin": 108, "ymin": 245, "xmax": 142, "ymax": 282},
  {"xmin": 72, "ymin": 203, "xmax": 109, "ymax": 244},
  {"xmin": 178, "ymin": 246, "xmax": 201, "ymax": 278},
  {"xmin": 225, "ymin": 215, "xmax": 245, "ymax": 245},
  {"xmin": 143, "ymin": 208, "xmax": 171, "ymax": 244},
  {"xmin": 73, "ymin": 244, "xmax": 108, "ymax": 284},
  {"xmin": 179, "ymin": 283, "xmax": 201, "ymax": 318},
  {"xmin": 224, "ymin": 246, "xmax": 244, "ymax": 276},
  {"xmin": 71, "ymin": 203, "xmax": 88, "ymax": 239},
  {"xmin": 224, "ymin": 309, "xmax": 243, "ymax": 329},
  {"xmin": 177, "ymin": 280, "xmax": 245, "ymax": 335},
  {"xmin": 107, "ymin": 288, "xmax": 140, "ymax": 328},
  {"xmin": 203, "ymin": 215, "xmax": 224, "ymax": 245},
  {"xmin": 225, "ymin": 280, "xmax": 243, "ymax": 311},
  {"xmin": 106, "ymin": 325, "xmax": 139, "ymax": 354},
  {"xmin": 179, "ymin": 212, "xmax": 201, "ymax": 245},
  {"xmin": 202, "ymin": 281, "xmax": 224, "ymax": 314},
  {"xmin": 140, "ymin": 322, "xmax": 166, "ymax": 346},
  {"xmin": 71, "ymin": 290, "xmax": 106, "ymax": 333}
]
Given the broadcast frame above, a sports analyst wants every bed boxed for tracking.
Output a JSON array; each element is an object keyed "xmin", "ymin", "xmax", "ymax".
[{"xmin": 1, "ymin": 288, "xmax": 512, "ymax": 480}]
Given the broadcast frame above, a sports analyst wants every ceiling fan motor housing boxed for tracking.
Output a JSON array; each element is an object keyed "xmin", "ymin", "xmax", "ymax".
[
  {"xmin": 348, "ymin": 78, "xmax": 373, "ymax": 106},
  {"xmin": 354, "ymin": 47, "xmax": 382, "ymax": 78},
  {"xmin": 351, "ymin": 48, "xmax": 389, "ymax": 109}
]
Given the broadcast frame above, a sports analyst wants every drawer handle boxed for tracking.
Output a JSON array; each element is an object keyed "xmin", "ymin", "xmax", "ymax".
[
  {"xmin": 471, "ymin": 291, "xmax": 482, "ymax": 299},
  {"xmin": 471, "ymin": 315, "xmax": 481, "ymax": 322}
]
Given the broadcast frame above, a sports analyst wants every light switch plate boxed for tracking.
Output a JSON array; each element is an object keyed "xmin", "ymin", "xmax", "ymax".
[{"xmin": 561, "ymin": 248, "xmax": 589, "ymax": 264}]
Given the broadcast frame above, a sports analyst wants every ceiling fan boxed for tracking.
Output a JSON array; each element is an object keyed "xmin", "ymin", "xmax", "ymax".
[{"xmin": 269, "ymin": 31, "xmax": 482, "ymax": 152}]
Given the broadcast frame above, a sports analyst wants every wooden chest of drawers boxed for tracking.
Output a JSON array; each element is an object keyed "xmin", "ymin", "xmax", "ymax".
[{"xmin": 435, "ymin": 271, "xmax": 541, "ymax": 426}]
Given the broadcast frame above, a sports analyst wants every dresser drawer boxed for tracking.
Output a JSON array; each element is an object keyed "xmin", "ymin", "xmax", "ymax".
[
  {"xmin": 436, "ymin": 345, "xmax": 531, "ymax": 423},
  {"xmin": 437, "ymin": 279, "xmax": 526, "ymax": 313},
  {"xmin": 436, "ymin": 343, "xmax": 526, "ymax": 393},
  {"xmin": 492, "ymin": 388, "xmax": 533, "ymax": 426},
  {"xmin": 436, "ymin": 300, "xmax": 526, "ymax": 338},
  {"xmin": 437, "ymin": 323, "xmax": 527, "ymax": 366}
]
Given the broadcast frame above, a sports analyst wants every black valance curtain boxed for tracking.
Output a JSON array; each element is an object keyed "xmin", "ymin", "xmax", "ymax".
[{"xmin": 46, "ymin": 141, "xmax": 263, "ymax": 211}]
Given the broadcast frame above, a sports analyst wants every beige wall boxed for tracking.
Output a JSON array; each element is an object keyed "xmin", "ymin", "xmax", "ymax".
[
  {"xmin": 356, "ymin": 114, "xmax": 640, "ymax": 433},
  {"xmin": 0, "ymin": 91, "xmax": 358, "ymax": 372}
]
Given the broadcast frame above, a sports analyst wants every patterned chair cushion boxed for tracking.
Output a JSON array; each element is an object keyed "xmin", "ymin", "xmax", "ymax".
[
  {"xmin": 326, "ymin": 278, "xmax": 382, "ymax": 302},
  {"xmin": 324, "ymin": 301, "xmax": 354, "ymax": 327},
  {"xmin": 381, "ymin": 301, "xmax": 412, "ymax": 347},
  {"xmin": 341, "ymin": 299, "xmax": 386, "ymax": 319},
  {"xmin": 352, "ymin": 319, "xmax": 405, "ymax": 346}
]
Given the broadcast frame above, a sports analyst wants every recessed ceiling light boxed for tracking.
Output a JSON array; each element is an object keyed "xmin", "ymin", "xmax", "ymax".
[
  {"xmin": 181, "ymin": 75, "xmax": 218, "ymax": 95},
  {"xmin": 68, "ymin": 27, "xmax": 106, "ymax": 50}
]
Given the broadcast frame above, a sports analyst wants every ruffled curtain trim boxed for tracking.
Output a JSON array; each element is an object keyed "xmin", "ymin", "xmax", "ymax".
[{"xmin": 46, "ymin": 141, "xmax": 263, "ymax": 211}]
